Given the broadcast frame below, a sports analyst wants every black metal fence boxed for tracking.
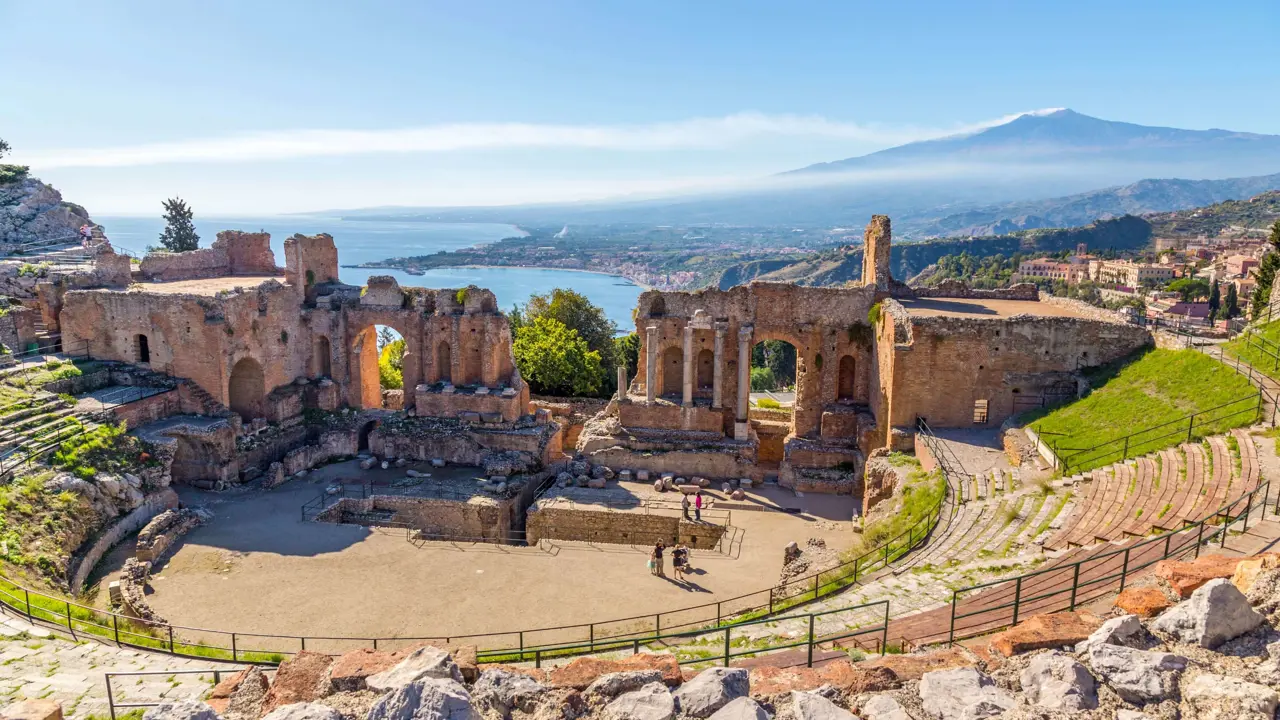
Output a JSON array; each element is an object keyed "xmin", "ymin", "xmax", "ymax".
[{"xmin": 944, "ymin": 479, "xmax": 1272, "ymax": 644}]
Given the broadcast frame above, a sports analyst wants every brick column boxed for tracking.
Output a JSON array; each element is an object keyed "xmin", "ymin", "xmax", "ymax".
[
  {"xmin": 712, "ymin": 325, "xmax": 726, "ymax": 408},
  {"xmin": 645, "ymin": 325, "xmax": 658, "ymax": 404},
  {"xmin": 682, "ymin": 326, "xmax": 694, "ymax": 407},
  {"xmin": 736, "ymin": 325, "xmax": 752, "ymax": 440}
]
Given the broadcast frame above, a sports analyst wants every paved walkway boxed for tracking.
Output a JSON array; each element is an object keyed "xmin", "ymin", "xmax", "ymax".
[{"xmin": 0, "ymin": 615, "xmax": 241, "ymax": 720}]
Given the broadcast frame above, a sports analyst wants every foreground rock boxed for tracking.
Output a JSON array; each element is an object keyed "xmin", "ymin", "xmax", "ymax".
[
  {"xmin": 259, "ymin": 703, "xmax": 344, "ymax": 720},
  {"xmin": 367, "ymin": 647, "xmax": 465, "ymax": 692},
  {"xmin": 1181, "ymin": 674, "xmax": 1278, "ymax": 720},
  {"xmin": 585, "ymin": 671, "xmax": 664, "ymax": 700},
  {"xmin": 261, "ymin": 652, "xmax": 335, "ymax": 713},
  {"xmin": 142, "ymin": 701, "xmax": 221, "ymax": 720},
  {"xmin": 603, "ymin": 683, "xmax": 674, "ymax": 720},
  {"xmin": 548, "ymin": 654, "xmax": 682, "ymax": 690},
  {"xmin": 857, "ymin": 695, "xmax": 912, "ymax": 720},
  {"xmin": 1152, "ymin": 578, "xmax": 1264, "ymax": 648},
  {"xmin": 917, "ymin": 667, "xmax": 1013, "ymax": 719},
  {"xmin": 989, "ymin": 611, "xmax": 1102, "ymax": 657},
  {"xmin": 707, "ymin": 697, "xmax": 769, "ymax": 720},
  {"xmin": 367, "ymin": 678, "xmax": 479, "ymax": 720},
  {"xmin": 471, "ymin": 669, "xmax": 547, "ymax": 717},
  {"xmin": 1086, "ymin": 643, "xmax": 1187, "ymax": 704},
  {"xmin": 672, "ymin": 667, "xmax": 748, "ymax": 718},
  {"xmin": 1074, "ymin": 613, "xmax": 1152, "ymax": 654},
  {"xmin": 787, "ymin": 691, "xmax": 856, "ymax": 720},
  {"xmin": 1018, "ymin": 651, "xmax": 1097, "ymax": 711}
]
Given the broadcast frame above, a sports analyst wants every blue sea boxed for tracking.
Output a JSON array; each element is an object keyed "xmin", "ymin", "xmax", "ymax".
[{"xmin": 96, "ymin": 216, "xmax": 642, "ymax": 331}]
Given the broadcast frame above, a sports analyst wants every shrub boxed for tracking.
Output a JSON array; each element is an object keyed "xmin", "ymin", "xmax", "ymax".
[{"xmin": 756, "ymin": 397, "xmax": 781, "ymax": 409}]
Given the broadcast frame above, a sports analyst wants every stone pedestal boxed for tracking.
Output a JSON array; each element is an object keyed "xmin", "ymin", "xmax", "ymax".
[{"xmin": 645, "ymin": 325, "xmax": 658, "ymax": 404}]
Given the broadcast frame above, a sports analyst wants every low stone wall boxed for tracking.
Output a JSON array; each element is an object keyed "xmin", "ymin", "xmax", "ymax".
[
  {"xmin": 41, "ymin": 368, "xmax": 111, "ymax": 395},
  {"xmin": 280, "ymin": 429, "xmax": 358, "ymax": 476},
  {"xmin": 66, "ymin": 488, "xmax": 179, "ymax": 591},
  {"xmin": 910, "ymin": 280, "xmax": 1039, "ymax": 301},
  {"xmin": 861, "ymin": 448, "xmax": 898, "ymax": 516},
  {"xmin": 529, "ymin": 396, "xmax": 608, "ymax": 451},
  {"xmin": 138, "ymin": 231, "xmax": 278, "ymax": 282},
  {"xmin": 414, "ymin": 385, "xmax": 528, "ymax": 423},
  {"xmin": 109, "ymin": 387, "xmax": 182, "ymax": 429},
  {"xmin": 1039, "ymin": 294, "xmax": 1139, "ymax": 324},
  {"xmin": 135, "ymin": 508, "xmax": 207, "ymax": 563},
  {"xmin": 618, "ymin": 402, "xmax": 725, "ymax": 434},
  {"xmin": 318, "ymin": 495, "xmax": 514, "ymax": 543},
  {"xmin": 118, "ymin": 558, "xmax": 164, "ymax": 623},
  {"xmin": 526, "ymin": 504, "xmax": 726, "ymax": 549}
]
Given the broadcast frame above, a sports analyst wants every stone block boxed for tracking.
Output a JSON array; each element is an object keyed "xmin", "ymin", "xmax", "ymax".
[
  {"xmin": 1114, "ymin": 587, "xmax": 1173, "ymax": 618},
  {"xmin": 990, "ymin": 611, "xmax": 1104, "ymax": 657},
  {"xmin": 1155, "ymin": 554, "xmax": 1247, "ymax": 598},
  {"xmin": 0, "ymin": 699, "xmax": 62, "ymax": 720},
  {"xmin": 480, "ymin": 412, "xmax": 504, "ymax": 424}
]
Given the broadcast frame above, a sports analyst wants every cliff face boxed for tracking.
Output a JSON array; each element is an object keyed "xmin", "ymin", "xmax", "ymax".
[{"xmin": 0, "ymin": 176, "xmax": 92, "ymax": 247}]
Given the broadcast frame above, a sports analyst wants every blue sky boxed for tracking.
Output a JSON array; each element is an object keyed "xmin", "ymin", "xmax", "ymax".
[{"xmin": 4, "ymin": 0, "xmax": 1278, "ymax": 214}]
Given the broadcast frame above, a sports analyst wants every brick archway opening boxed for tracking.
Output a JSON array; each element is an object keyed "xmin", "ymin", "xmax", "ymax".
[{"xmin": 228, "ymin": 357, "xmax": 265, "ymax": 423}]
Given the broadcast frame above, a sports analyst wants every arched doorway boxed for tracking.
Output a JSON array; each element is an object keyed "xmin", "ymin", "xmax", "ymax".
[
  {"xmin": 358, "ymin": 420, "xmax": 378, "ymax": 452},
  {"xmin": 313, "ymin": 336, "xmax": 332, "ymax": 378},
  {"xmin": 353, "ymin": 325, "xmax": 405, "ymax": 409},
  {"xmin": 136, "ymin": 334, "xmax": 150, "ymax": 364},
  {"xmin": 696, "ymin": 348, "xmax": 714, "ymax": 390},
  {"xmin": 228, "ymin": 357, "xmax": 265, "ymax": 422},
  {"xmin": 837, "ymin": 355, "xmax": 856, "ymax": 401},
  {"xmin": 436, "ymin": 340, "xmax": 452, "ymax": 384},
  {"xmin": 661, "ymin": 346, "xmax": 683, "ymax": 397}
]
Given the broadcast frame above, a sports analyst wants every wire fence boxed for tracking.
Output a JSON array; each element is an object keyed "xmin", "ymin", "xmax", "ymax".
[{"xmin": 943, "ymin": 479, "xmax": 1272, "ymax": 645}]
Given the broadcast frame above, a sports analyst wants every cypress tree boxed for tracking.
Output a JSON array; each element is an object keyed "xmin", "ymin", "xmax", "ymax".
[{"xmin": 158, "ymin": 197, "xmax": 200, "ymax": 252}]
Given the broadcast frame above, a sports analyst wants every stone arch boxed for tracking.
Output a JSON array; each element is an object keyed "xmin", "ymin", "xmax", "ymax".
[
  {"xmin": 313, "ymin": 335, "xmax": 332, "ymax": 378},
  {"xmin": 350, "ymin": 321, "xmax": 412, "ymax": 409},
  {"xmin": 661, "ymin": 346, "xmax": 683, "ymax": 396},
  {"xmin": 135, "ymin": 334, "xmax": 150, "ymax": 364},
  {"xmin": 436, "ymin": 340, "xmax": 452, "ymax": 384},
  {"xmin": 228, "ymin": 357, "xmax": 265, "ymax": 422},
  {"xmin": 170, "ymin": 435, "xmax": 224, "ymax": 486},
  {"xmin": 837, "ymin": 355, "xmax": 856, "ymax": 401},
  {"xmin": 358, "ymin": 420, "xmax": 378, "ymax": 453},
  {"xmin": 648, "ymin": 296, "xmax": 666, "ymax": 317},
  {"xmin": 696, "ymin": 348, "xmax": 714, "ymax": 390}
]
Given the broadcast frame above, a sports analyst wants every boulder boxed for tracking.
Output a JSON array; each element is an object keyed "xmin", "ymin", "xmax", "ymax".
[
  {"xmin": 672, "ymin": 668, "xmax": 748, "ymax": 718},
  {"xmin": 706, "ymin": 697, "xmax": 769, "ymax": 720},
  {"xmin": 918, "ymin": 667, "xmax": 1014, "ymax": 720},
  {"xmin": 636, "ymin": 470, "xmax": 650, "ymax": 481},
  {"xmin": 367, "ymin": 678, "xmax": 479, "ymax": 720},
  {"xmin": 587, "ymin": 477, "xmax": 606, "ymax": 489},
  {"xmin": 590, "ymin": 465, "xmax": 613, "ymax": 480},
  {"xmin": 549, "ymin": 654, "xmax": 682, "ymax": 690},
  {"xmin": 653, "ymin": 479, "xmax": 664, "ymax": 492},
  {"xmin": 367, "ymin": 646, "xmax": 464, "ymax": 692},
  {"xmin": 1074, "ymin": 614, "xmax": 1152, "ymax": 654},
  {"xmin": 1086, "ymin": 643, "xmax": 1186, "ymax": 704},
  {"xmin": 731, "ymin": 489, "xmax": 746, "ymax": 500},
  {"xmin": 1151, "ymin": 578, "xmax": 1264, "ymax": 648},
  {"xmin": 142, "ymin": 702, "xmax": 220, "ymax": 720},
  {"xmin": 603, "ymin": 683, "xmax": 674, "ymax": 720},
  {"xmin": 0, "ymin": 700, "xmax": 62, "ymax": 720},
  {"xmin": 1155, "ymin": 554, "xmax": 1247, "ymax": 598},
  {"xmin": 788, "ymin": 691, "xmax": 856, "ymax": 720},
  {"xmin": 259, "ymin": 704, "xmax": 343, "ymax": 720},
  {"xmin": 575, "ymin": 475, "xmax": 589, "ymax": 487},
  {"xmin": 858, "ymin": 695, "xmax": 911, "ymax": 720},
  {"xmin": 471, "ymin": 669, "xmax": 547, "ymax": 717},
  {"xmin": 406, "ymin": 469, "xmax": 425, "ymax": 478},
  {"xmin": 360, "ymin": 458, "xmax": 377, "ymax": 470},
  {"xmin": 261, "ymin": 651, "xmax": 334, "ymax": 713},
  {"xmin": 1114, "ymin": 586, "xmax": 1174, "ymax": 618},
  {"xmin": 747, "ymin": 663, "xmax": 897, "ymax": 697},
  {"xmin": 431, "ymin": 458, "xmax": 446, "ymax": 467},
  {"xmin": 328, "ymin": 649, "xmax": 401, "ymax": 692},
  {"xmin": 990, "ymin": 610, "xmax": 1103, "ymax": 657},
  {"xmin": 1181, "ymin": 673, "xmax": 1278, "ymax": 720},
  {"xmin": 556, "ymin": 472, "xmax": 573, "ymax": 488},
  {"xmin": 1018, "ymin": 651, "xmax": 1098, "ymax": 711},
  {"xmin": 450, "ymin": 645, "xmax": 479, "ymax": 684},
  {"xmin": 1232, "ymin": 554, "xmax": 1280, "ymax": 595},
  {"xmin": 585, "ymin": 671, "xmax": 664, "ymax": 699}
]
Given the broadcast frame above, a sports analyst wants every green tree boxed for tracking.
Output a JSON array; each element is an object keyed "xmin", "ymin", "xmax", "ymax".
[
  {"xmin": 614, "ymin": 332, "xmax": 640, "ymax": 382},
  {"xmin": 751, "ymin": 340, "xmax": 796, "ymax": 390},
  {"xmin": 1251, "ymin": 221, "xmax": 1280, "ymax": 319},
  {"xmin": 749, "ymin": 367, "xmax": 776, "ymax": 392},
  {"xmin": 1167, "ymin": 277, "xmax": 1211, "ymax": 302},
  {"xmin": 378, "ymin": 339, "xmax": 405, "ymax": 389},
  {"xmin": 377, "ymin": 326, "xmax": 398, "ymax": 350},
  {"xmin": 0, "ymin": 137, "xmax": 29, "ymax": 184},
  {"xmin": 512, "ymin": 316, "xmax": 605, "ymax": 396},
  {"xmin": 1225, "ymin": 283, "xmax": 1240, "ymax": 319},
  {"xmin": 157, "ymin": 197, "xmax": 200, "ymax": 252},
  {"xmin": 1208, "ymin": 280, "xmax": 1221, "ymax": 322},
  {"xmin": 513, "ymin": 288, "xmax": 618, "ymax": 395}
]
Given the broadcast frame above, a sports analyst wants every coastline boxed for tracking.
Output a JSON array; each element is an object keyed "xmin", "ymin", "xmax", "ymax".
[{"xmin": 349, "ymin": 262, "xmax": 653, "ymax": 291}]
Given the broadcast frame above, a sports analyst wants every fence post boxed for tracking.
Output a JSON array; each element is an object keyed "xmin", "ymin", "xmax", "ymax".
[
  {"xmin": 231, "ymin": 633, "xmax": 238, "ymax": 662},
  {"xmin": 168, "ymin": 625, "xmax": 175, "ymax": 652},
  {"xmin": 23, "ymin": 589, "xmax": 31, "ymax": 624},
  {"xmin": 112, "ymin": 614, "xmax": 119, "ymax": 644},
  {"xmin": 64, "ymin": 601, "xmax": 75, "ymax": 639},
  {"xmin": 715, "ymin": 602, "xmax": 721, "ymax": 627},
  {"xmin": 1195, "ymin": 523, "xmax": 1204, "ymax": 558},
  {"xmin": 589, "ymin": 624, "xmax": 594, "ymax": 652},
  {"xmin": 1120, "ymin": 548, "xmax": 1131, "ymax": 592},
  {"xmin": 947, "ymin": 591, "xmax": 958, "ymax": 646},
  {"xmin": 1187, "ymin": 413, "xmax": 1195, "ymax": 443},
  {"xmin": 1123, "ymin": 436, "xmax": 1129, "ymax": 461},
  {"xmin": 722, "ymin": 626, "xmax": 731, "ymax": 668},
  {"xmin": 1011, "ymin": 577, "xmax": 1023, "ymax": 627},
  {"xmin": 1069, "ymin": 563, "xmax": 1080, "ymax": 611},
  {"xmin": 801, "ymin": 613, "xmax": 815, "ymax": 668},
  {"xmin": 768, "ymin": 588, "xmax": 774, "ymax": 615},
  {"xmin": 882, "ymin": 602, "xmax": 889, "ymax": 656}
]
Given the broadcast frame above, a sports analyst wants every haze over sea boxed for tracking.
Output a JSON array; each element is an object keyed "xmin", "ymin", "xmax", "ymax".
[{"xmin": 97, "ymin": 216, "xmax": 642, "ymax": 330}]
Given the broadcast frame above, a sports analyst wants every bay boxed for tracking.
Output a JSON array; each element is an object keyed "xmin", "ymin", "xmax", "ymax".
[{"xmin": 95, "ymin": 216, "xmax": 643, "ymax": 330}]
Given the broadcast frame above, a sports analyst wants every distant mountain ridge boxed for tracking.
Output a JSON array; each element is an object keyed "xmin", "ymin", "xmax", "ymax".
[{"xmin": 901, "ymin": 172, "xmax": 1280, "ymax": 238}]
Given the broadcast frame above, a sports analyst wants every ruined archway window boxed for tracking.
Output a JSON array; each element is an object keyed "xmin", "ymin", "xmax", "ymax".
[
  {"xmin": 313, "ymin": 335, "xmax": 332, "ymax": 378},
  {"xmin": 750, "ymin": 340, "xmax": 796, "ymax": 394},
  {"xmin": 136, "ymin": 334, "xmax": 150, "ymax": 364},
  {"xmin": 228, "ymin": 357, "xmax": 265, "ymax": 422},
  {"xmin": 436, "ymin": 340, "xmax": 452, "ymax": 384},
  {"xmin": 353, "ymin": 325, "xmax": 403, "ymax": 409},
  {"xmin": 696, "ymin": 348, "xmax": 714, "ymax": 389},
  {"xmin": 837, "ymin": 355, "xmax": 856, "ymax": 401},
  {"xmin": 661, "ymin": 346, "xmax": 683, "ymax": 397},
  {"xmin": 649, "ymin": 297, "xmax": 666, "ymax": 317}
]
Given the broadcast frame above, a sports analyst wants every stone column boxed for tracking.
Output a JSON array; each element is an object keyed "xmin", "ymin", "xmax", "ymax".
[
  {"xmin": 682, "ymin": 326, "xmax": 694, "ymax": 407},
  {"xmin": 616, "ymin": 365, "xmax": 627, "ymax": 401},
  {"xmin": 735, "ymin": 325, "xmax": 752, "ymax": 440},
  {"xmin": 645, "ymin": 326, "xmax": 658, "ymax": 404},
  {"xmin": 712, "ymin": 325, "xmax": 726, "ymax": 408}
]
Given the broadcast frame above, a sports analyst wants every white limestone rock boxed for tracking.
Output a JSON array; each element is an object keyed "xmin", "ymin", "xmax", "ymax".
[
  {"xmin": 367, "ymin": 647, "xmax": 464, "ymax": 692},
  {"xmin": 603, "ymin": 682, "xmax": 674, "ymax": 720},
  {"xmin": 789, "ymin": 691, "xmax": 856, "ymax": 720},
  {"xmin": 1152, "ymin": 578, "xmax": 1264, "ymax": 649},
  {"xmin": 1086, "ymin": 643, "xmax": 1186, "ymax": 704},
  {"xmin": 259, "ymin": 703, "xmax": 343, "ymax": 720},
  {"xmin": 143, "ymin": 701, "xmax": 221, "ymax": 720},
  {"xmin": 367, "ymin": 678, "xmax": 479, "ymax": 720},
  {"xmin": 1075, "ymin": 613, "xmax": 1151, "ymax": 654},
  {"xmin": 585, "ymin": 671, "xmax": 664, "ymax": 699},
  {"xmin": 707, "ymin": 697, "xmax": 769, "ymax": 720},
  {"xmin": 918, "ymin": 667, "xmax": 1013, "ymax": 720},
  {"xmin": 672, "ymin": 667, "xmax": 748, "ymax": 719},
  {"xmin": 471, "ymin": 669, "xmax": 546, "ymax": 717},
  {"xmin": 1181, "ymin": 673, "xmax": 1278, "ymax": 720},
  {"xmin": 858, "ymin": 695, "xmax": 912, "ymax": 720},
  {"xmin": 1019, "ymin": 651, "xmax": 1097, "ymax": 711}
]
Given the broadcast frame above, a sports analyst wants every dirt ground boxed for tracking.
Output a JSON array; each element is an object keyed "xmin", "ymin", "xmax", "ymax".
[{"xmin": 134, "ymin": 462, "xmax": 856, "ymax": 653}]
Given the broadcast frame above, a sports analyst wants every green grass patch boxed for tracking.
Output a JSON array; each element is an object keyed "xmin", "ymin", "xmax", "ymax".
[
  {"xmin": 1222, "ymin": 321, "xmax": 1280, "ymax": 382},
  {"xmin": 1026, "ymin": 348, "xmax": 1258, "ymax": 473}
]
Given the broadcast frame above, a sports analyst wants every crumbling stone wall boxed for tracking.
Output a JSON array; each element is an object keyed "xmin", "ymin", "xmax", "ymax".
[
  {"xmin": 138, "ymin": 231, "xmax": 278, "ymax": 282},
  {"xmin": 319, "ymin": 495, "xmax": 514, "ymax": 542},
  {"xmin": 526, "ymin": 503, "xmax": 727, "ymax": 549},
  {"xmin": 134, "ymin": 508, "xmax": 206, "ymax": 562},
  {"xmin": 911, "ymin": 280, "xmax": 1039, "ymax": 301}
]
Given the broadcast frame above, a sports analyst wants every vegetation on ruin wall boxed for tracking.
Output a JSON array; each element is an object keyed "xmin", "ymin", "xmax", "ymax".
[
  {"xmin": 0, "ymin": 471, "xmax": 98, "ymax": 585},
  {"xmin": 510, "ymin": 288, "xmax": 637, "ymax": 398},
  {"xmin": 1026, "ymin": 348, "xmax": 1257, "ymax": 472},
  {"xmin": 379, "ymin": 338, "xmax": 405, "ymax": 389},
  {"xmin": 52, "ymin": 421, "xmax": 156, "ymax": 480},
  {"xmin": 1223, "ymin": 320, "xmax": 1280, "ymax": 383}
]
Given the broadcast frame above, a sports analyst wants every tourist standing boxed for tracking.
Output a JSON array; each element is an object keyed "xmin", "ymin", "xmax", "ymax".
[
  {"xmin": 653, "ymin": 541, "xmax": 665, "ymax": 576},
  {"xmin": 694, "ymin": 491, "xmax": 703, "ymax": 521},
  {"xmin": 682, "ymin": 493, "xmax": 691, "ymax": 520}
]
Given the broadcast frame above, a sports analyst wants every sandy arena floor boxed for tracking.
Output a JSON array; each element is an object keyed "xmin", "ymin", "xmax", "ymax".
[{"xmin": 128, "ymin": 461, "xmax": 856, "ymax": 652}]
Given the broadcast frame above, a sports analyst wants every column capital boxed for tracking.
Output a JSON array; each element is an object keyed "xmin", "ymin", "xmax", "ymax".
[{"xmin": 737, "ymin": 325, "xmax": 753, "ymax": 342}]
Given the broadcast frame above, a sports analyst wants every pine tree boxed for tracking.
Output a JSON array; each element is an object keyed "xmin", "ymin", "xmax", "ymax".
[
  {"xmin": 157, "ymin": 198, "xmax": 200, "ymax": 252},
  {"xmin": 1225, "ymin": 283, "xmax": 1240, "ymax": 319},
  {"xmin": 1251, "ymin": 221, "xmax": 1280, "ymax": 319},
  {"xmin": 1208, "ymin": 280, "xmax": 1221, "ymax": 322}
]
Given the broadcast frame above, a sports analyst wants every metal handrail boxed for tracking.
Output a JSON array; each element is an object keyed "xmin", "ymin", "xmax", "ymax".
[{"xmin": 944, "ymin": 479, "xmax": 1271, "ymax": 644}]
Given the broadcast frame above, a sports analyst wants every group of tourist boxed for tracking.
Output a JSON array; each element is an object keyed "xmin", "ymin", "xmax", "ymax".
[
  {"xmin": 648, "ymin": 540, "xmax": 692, "ymax": 580},
  {"xmin": 680, "ymin": 490, "xmax": 705, "ymax": 521}
]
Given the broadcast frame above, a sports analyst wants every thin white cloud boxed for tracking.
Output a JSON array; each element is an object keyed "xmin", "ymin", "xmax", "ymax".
[{"xmin": 18, "ymin": 110, "xmax": 1057, "ymax": 169}]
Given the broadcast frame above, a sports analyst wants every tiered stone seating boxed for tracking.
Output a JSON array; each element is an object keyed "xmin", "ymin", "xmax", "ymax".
[{"xmin": 1045, "ymin": 431, "xmax": 1261, "ymax": 551}]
